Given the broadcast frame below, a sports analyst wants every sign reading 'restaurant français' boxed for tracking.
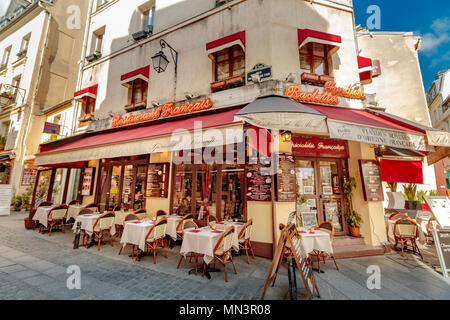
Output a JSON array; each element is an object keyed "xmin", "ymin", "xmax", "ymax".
[
  {"xmin": 285, "ymin": 81, "xmax": 366, "ymax": 106},
  {"xmin": 111, "ymin": 98, "xmax": 213, "ymax": 128}
]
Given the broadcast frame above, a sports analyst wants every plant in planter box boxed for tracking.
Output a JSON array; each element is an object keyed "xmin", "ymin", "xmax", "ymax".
[
  {"xmin": 11, "ymin": 195, "xmax": 23, "ymax": 211},
  {"xmin": 210, "ymin": 80, "xmax": 226, "ymax": 92},
  {"xmin": 403, "ymin": 183, "xmax": 417, "ymax": 201}
]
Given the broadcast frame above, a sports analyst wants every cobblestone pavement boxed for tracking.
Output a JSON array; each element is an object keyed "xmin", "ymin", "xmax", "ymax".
[{"xmin": 0, "ymin": 211, "xmax": 449, "ymax": 300}]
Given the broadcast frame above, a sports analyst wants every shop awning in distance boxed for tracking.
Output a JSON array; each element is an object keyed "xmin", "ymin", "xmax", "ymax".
[
  {"xmin": 234, "ymin": 95, "xmax": 328, "ymax": 134},
  {"xmin": 34, "ymin": 108, "xmax": 243, "ymax": 166}
]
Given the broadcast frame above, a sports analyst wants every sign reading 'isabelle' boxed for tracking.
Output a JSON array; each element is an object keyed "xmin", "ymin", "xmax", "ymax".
[
  {"xmin": 285, "ymin": 81, "xmax": 366, "ymax": 105},
  {"xmin": 111, "ymin": 98, "xmax": 213, "ymax": 127}
]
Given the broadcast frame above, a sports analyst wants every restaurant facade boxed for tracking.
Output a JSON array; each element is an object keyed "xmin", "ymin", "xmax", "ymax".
[{"xmin": 27, "ymin": 0, "xmax": 450, "ymax": 258}]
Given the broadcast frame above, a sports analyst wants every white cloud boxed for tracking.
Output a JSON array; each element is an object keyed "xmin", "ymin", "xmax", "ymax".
[
  {"xmin": 431, "ymin": 17, "xmax": 450, "ymax": 32},
  {"xmin": 421, "ymin": 17, "xmax": 450, "ymax": 54}
]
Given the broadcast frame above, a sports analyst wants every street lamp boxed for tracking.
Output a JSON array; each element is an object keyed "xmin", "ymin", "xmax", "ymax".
[{"xmin": 151, "ymin": 39, "xmax": 178, "ymax": 75}]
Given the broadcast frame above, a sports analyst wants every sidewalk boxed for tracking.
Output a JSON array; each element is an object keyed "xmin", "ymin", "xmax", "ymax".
[{"xmin": 0, "ymin": 211, "xmax": 448, "ymax": 300}]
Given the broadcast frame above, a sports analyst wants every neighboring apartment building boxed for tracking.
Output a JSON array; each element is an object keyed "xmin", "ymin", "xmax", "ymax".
[
  {"xmin": 0, "ymin": 0, "xmax": 88, "ymax": 195},
  {"xmin": 427, "ymin": 69, "xmax": 450, "ymax": 194},
  {"xmin": 356, "ymin": 30, "xmax": 444, "ymax": 195}
]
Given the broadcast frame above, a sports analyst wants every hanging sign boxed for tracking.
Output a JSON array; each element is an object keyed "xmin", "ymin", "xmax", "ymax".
[
  {"xmin": 247, "ymin": 63, "xmax": 272, "ymax": 82},
  {"xmin": 81, "ymin": 167, "xmax": 95, "ymax": 196},
  {"xmin": 111, "ymin": 98, "xmax": 213, "ymax": 128},
  {"xmin": 43, "ymin": 122, "xmax": 61, "ymax": 135},
  {"xmin": 292, "ymin": 135, "xmax": 349, "ymax": 158}
]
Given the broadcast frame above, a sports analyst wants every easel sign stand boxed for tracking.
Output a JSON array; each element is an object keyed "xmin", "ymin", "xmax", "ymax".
[
  {"xmin": 424, "ymin": 196, "xmax": 450, "ymax": 279},
  {"xmin": 261, "ymin": 224, "xmax": 320, "ymax": 300}
]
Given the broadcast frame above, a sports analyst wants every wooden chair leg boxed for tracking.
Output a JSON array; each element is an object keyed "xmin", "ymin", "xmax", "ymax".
[
  {"xmin": 177, "ymin": 255, "xmax": 183, "ymax": 269},
  {"xmin": 317, "ymin": 258, "xmax": 321, "ymax": 273},
  {"xmin": 97, "ymin": 234, "xmax": 102, "ymax": 251},
  {"xmin": 231, "ymin": 256, "xmax": 237, "ymax": 275},
  {"xmin": 61, "ymin": 222, "xmax": 65, "ymax": 234},
  {"xmin": 245, "ymin": 246, "xmax": 250, "ymax": 264},
  {"xmin": 224, "ymin": 264, "xmax": 228, "ymax": 282},
  {"xmin": 332, "ymin": 256, "xmax": 339, "ymax": 271},
  {"xmin": 249, "ymin": 241, "xmax": 255, "ymax": 259},
  {"xmin": 118, "ymin": 244, "xmax": 123, "ymax": 255}
]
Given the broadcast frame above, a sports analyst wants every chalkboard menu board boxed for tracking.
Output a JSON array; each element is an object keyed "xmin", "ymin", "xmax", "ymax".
[
  {"xmin": 358, "ymin": 160, "xmax": 384, "ymax": 202},
  {"xmin": 146, "ymin": 163, "xmax": 169, "ymax": 198},
  {"xmin": 245, "ymin": 157, "xmax": 272, "ymax": 201},
  {"xmin": 276, "ymin": 154, "xmax": 297, "ymax": 202}
]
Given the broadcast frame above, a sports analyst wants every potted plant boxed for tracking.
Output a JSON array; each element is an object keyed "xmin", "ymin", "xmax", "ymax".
[
  {"xmin": 11, "ymin": 195, "xmax": 23, "ymax": 212},
  {"xmin": 403, "ymin": 183, "xmax": 420, "ymax": 209},
  {"xmin": 225, "ymin": 76, "xmax": 244, "ymax": 88},
  {"xmin": 345, "ymin": 209, "xmax": 363, "ymax": 237},
  {"xmin": 134, "ymin": 100, "xmax": 147, "ymax": 111},
  {"xmin": 343, "ymin": 177, "xmax": 363, "ymax": 237}
]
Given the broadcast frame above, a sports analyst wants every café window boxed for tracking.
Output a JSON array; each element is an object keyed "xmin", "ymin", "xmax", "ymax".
[
  {"xmin": 211, "ymin": 45, "xmax": 245, "ymax": 92},
  {"xmin": 1, "ymin": 46, "xmax": 11, "ymax": 68},
  {"xmin": 300, "ymin": 42, "xmax": 330, "ymax": 76},
  {"xmin": 128, "ymin": 78, "xmax": 148, "ymax": 106}
]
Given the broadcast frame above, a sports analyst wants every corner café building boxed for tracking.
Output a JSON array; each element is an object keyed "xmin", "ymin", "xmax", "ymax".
[{"xmin": 29, "ymin": 79, "xmax": 450, "ymax": 259}]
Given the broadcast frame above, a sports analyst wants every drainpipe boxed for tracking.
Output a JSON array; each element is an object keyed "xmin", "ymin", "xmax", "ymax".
[{"xmin": 72, "ymin": 0, "xmax": 95, "ymax": 135}]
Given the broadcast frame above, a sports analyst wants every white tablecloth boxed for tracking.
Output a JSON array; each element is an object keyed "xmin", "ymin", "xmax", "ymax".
[
  {"xmin": 180, "ymin": 226, "xmax": 239, "ymax": 264},
  {"xmin": 33, "ymin": 206, "xmax": 58, "ymax": 228},
  {"xmin": 297, "ymin": 228, "xmax": 333, "ymax": 254},
  {"xmin": 216, "ymin": 221, "xmax": 245, "ymax": 247},
  {"xmin": 72, "ymin": 213, "xmax": 116, "ymax": 236},
  {"xmin": 166, "ymin": 215, "xmax": 183, "ymax": 240},
  {"xmin": 120, "ymin": 220, "xmax": 156, "ymax": 251}
]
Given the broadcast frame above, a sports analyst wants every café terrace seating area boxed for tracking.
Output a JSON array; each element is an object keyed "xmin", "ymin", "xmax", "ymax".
[{"xmin": 31, "ymin": 200, "xmax": 262, "ymax": 283}]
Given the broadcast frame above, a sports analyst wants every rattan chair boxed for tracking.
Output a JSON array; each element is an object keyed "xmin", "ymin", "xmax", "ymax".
[
  {"xmin": 176, "ymin": 213, "xmax": 195, "ymax": 241},
  {"xmin": 113, "ymin": 204, "xmax": 124, "ymax": 212},
  {"xmin": 156, "ymin": 210, "xmax": 168, "ymax": 217},
  {"xmin": 84, "ymin": 203, "xmax": 99, "ymax": 212},
  {"xmin": 68, "ymin": 199, "xmax": 81, "ymax": 206},
  {"xmin": 38, "ymin": 201, "xmax": 53, "ymax": 207},
  {"xmin": 203, "ymin": 226, "xmax": 237, "ymax": 282},
  {"xmin": 394, "ymin": 218, "xmax": 423, "ymax": 259},
  {"xmin": 207, "ymin": 214, "xmax": 218, "ymax": 229},
  {"xmin": 389, "ymin": 212, "xmax": 408, "ymax": 220},
  {"xmin": 134, "ymin": 208, "xmax": 146, "ymax": 220},
  {"xmin": 88, "ymin": 212, "xmax": 116, "ymax": 251},
  {"xmin": 118, "ymin": 213, "xmax": 140, "ymax": 257},
  {"xmin": 143, "ymin": 217, "xmax": 168, "ymax": 264},
  {"xmin": 238, "ymin": 219, "xmax": 255, "ymax": 264},
  {"xmin": 425, "ymin": 216, "xmax": 436, "ymax": 245},
  {"xmin": 177, "ymin": 219, "xmax": 199, "ymax": 272},
  {"xmin": 40, "ymin": 205, "xmax": 68, "ymax": 236},
  {"xmin": 309, "ymin": 221, "xmax": 339, "ymax": 273}
]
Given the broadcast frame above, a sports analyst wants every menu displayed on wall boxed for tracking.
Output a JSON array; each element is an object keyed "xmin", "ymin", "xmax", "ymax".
[
  {"xmin": 276, "ymin": 154, "xmax": 297, "ymax": 202},
  {"xmin": 146, "ymin": 163, "xmax": 169, "ymax": 198},
  {"xmin": 245, "ymin": 157, "xmax": 272, "ymax": 201},
  {"xmin": 358, "ymin": 160, "xmax": 384, "ymax": 202},
  {"xmin": 81, "ymin": 168, "xmax": 95, "ymax": 196},
  {"xmin": 0, "ymin": 185, "xmax": 12, "ymax": 216}
]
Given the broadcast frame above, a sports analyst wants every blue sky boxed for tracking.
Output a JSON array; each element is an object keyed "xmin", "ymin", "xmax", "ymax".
[{"xmin": 354, "ymin": 0, "xmax": 450, "ymax": 91}]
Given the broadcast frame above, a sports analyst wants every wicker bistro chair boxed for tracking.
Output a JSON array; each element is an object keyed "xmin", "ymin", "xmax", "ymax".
[
  {"xmin": 84, "ymin": 203, "xmax": 100, "ymax": 212},
  {"xmin": 87, "ymin": 212, "xmax": 116, "ymax": 251},
  {"xmin": 393, "ymin": 218, "xmax": 423, "ymax": 259},
  {"xmin": 133, "ymin": 208, "xmax": 146, "ymax": 220},
  {"xmin": 40, "ymin": 205, "xmax": 68, "ymax": 236},
  {"xmin": 308, "ymin": 221, "xmax": 339, "ymax": 273},
  {"xmin": 207, "ymin": 214, "xmax": 218, "ymax": 229},
  {"xmin": 156, "ymin": 210, "xmax": 168, "ymax": 217},
  {"xmin": 238, "ymin": 219, "xmax": 255, "ymax": 264},
  {"xmin": 143, "ymin": 217, "xmax": 168, "ymax": 264},
  {"xmin": 387, "ymin": 212, "xmax": 409, "ymax": 239},
  {"xmin": 176, "ymin": 213, "xmax": 195, "ymax": 241},
  {"xmin": 118, "ymin": 213, "xmax": 140, "ymax": 257},
  {"xmin": 38, "ymin": 201, "xmax": 54, "ymax": 207},
  {"xmin": 425, "ymin": 216, "xmax": 436, "ymax": 245},
  {"xmin": 177, "ymin": 219, "xmax": 200, "ymax": 272},
  {"xmin": 113, "ymin": 204, "xmax": 124, "ymax": 212},
  {"xmin": 68, "ymin": 199, "xmax": 81, "ymax": 206},
  {"xmin": 202, "ymin": 226, "xmax": 237, "ymax": 282}
]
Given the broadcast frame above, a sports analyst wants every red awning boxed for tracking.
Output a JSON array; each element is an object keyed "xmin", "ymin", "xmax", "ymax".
[
  {"xmin": 206, "ymin": 31, "xmax": 246, "ymax": 55},
  {"xmin": 120, "ymin": 66, "xmax": 150, "ymax": 86},
  {"xmin": 305, "ymin": 104, "xmax": 424, "ymax": 134},
  {"xmin": 298, "ymin": 29, "xmax": 341, "ymax": 53},
  {"xmin": 379, "ymin": 159, "xmax": 424, "ymax": 184},
  {"xmin": 358, "ymin": 56, "xmax": 373, "ymax": 84},
  {"xmin": 38, "ymin": 108, "xmax": 242, "ymax": 156},
  {"xmin": 74, "ymin": 84, "xmax": 98, "ymax": 100},
  {"xmin": 249, "ymin": 125, "xmax": 272, "ymax": 157}
]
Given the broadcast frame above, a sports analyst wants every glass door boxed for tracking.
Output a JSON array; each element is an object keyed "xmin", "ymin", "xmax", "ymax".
[{"xmin": 295, "ymin": 159, "xmax": 319, "ymax": 227}]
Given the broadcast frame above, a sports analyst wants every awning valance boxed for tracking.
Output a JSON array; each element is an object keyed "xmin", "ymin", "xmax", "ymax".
[
  {"xmin": 74, "ymin": 85, "xmax": 98, "ymax": 101},
  {"xmin": 358, "ymin": 56, "xmax": 373, "ymax": 84},
  {"xmin": 206, "ymin": 31, "xmax": 246, "ymax": 56},
  {"xmin": 35, "ymin": 109, "xmax": 244, "ymax": 166},
  {"xmin": 120, "ymin": 66, "xmax": 150, "ymax": 87},
  {"xmin": 379, "ymin": 159, "xmax": 424, "ymax": 184},
  {"xmin": 298, "ymin": 29, "xmax": 341, "ymax": 54}
]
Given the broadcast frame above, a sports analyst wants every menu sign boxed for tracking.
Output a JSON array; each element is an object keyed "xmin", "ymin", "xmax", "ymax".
[
  {"xmin": 0, "ymin": 185, "xmax": 12, "ymax": 216},
  {"xmin": 146, "ymin": 163, "xmax": 169, "ymax": 198},
  {"xmin": 292, "ymin": 135, "xmax": 348, "ymax": 158},
  {"xmin": 81, "ymin": 168, "xmax": 95, "ymax": 196},
  {"xmin": 358, "ymin": 160, "xmax": 384, "ymax": 202},
  {"xmin": 245, "ymin": 157, "xmax": 272, "ymax": 201},
  {"xmin": 423, "ymin": 196, "xmax": 450, "ymax": 229},
  {"xmin": 276, "ymin": 154, "xmax": 296, "ymax": 202}
]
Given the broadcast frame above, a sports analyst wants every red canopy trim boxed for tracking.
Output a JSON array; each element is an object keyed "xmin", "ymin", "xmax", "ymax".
[
  {"xmin": 120, "ymin": 66, "xmax": 150, "ymax": 87},
  {"xmin": 358, "ymin": 56, "xmax": 373, "ymax": 84},
  {"xmin": 298, "ymin": 29, "xmax": 341, "ymax": 54},
  {"xmin": 249, "ymin": 125, "xmax": 272, "ymax": 158},
  {"xmin": 206, "ymin": 31, "xmax": 246, "ymax": 55},
  {"xmin": 379, "ymin": 159, "xmax": 424, "ymax": 184},
  {"xmin": 74, "ymin": 84, "xmax": 98, "ymax": 100}
]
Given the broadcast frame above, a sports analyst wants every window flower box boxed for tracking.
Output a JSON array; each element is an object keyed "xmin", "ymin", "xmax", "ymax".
[
  {"xmin": 225, "ymin": 76, "xmax": 244, "ymax": 88},
  {"xmin": 78, "ymin": 113, "xmax": 95, "ymax": 123},
  {"xmin": 210, "ymin": 80, "xmax": 226, "ymax": 92},
  {"xmin": 125, "ymin": 101, "xmax": 147, "ymax": 112},
  {"xmin": 86, "ymin": 51, "xmax": 102, "ymax": 63},
  {"xmin": 301, "ymin": 72, "xmax": 320, "ymax": 83},
  {"xmin": 16, "ymin": 50, "xmax": 27, "ymax": 59},
  {"xmin": 319, "ymin": 75, "xmax": 335, "ymax": 83}
]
